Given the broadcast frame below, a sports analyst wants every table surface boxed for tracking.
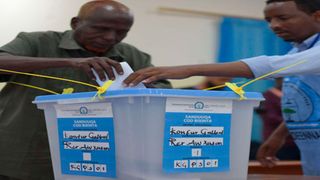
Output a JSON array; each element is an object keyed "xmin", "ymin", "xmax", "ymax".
[
  {"xmin": 248, "ymin": 174, "xmax": 320, "ymax": 180},
  {"xmin": 248, "ymin": 161, "xmax": 303, "ymax": 175},
  {"xmin": 248, "ymin": 161, "xmax": 320, "ymax": 179}
]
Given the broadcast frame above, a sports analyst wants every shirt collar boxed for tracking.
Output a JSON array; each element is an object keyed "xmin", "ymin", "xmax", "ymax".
[
  {"xmin": 292, "ymin": 33, "xmax": 319, "ymax": 51},
  {"xmin": 59, "ymin": 30, "xmax": 83, "ymax": 50},
  {"xmin": 58, "ymin": 30, "xmax": 125, "ymax": 60}
]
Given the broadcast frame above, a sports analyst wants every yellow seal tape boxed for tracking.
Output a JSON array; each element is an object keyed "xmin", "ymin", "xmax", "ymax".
[
  {"xmin": 225, "ymin": 82, "xmax": 246, "ymax": 100},
  {"xmin": 204, "ymin": 60, "xmax": 307, "ymax": 100},
  {"xmin": 62, "ymin": 88, "xmax": 74, "ymax": 94},
  {"xmin": 93, "ymin": 80, "xmax": 114, "ymax": 100},
  {"xmin": 8, "ymin": 81, "xmax": 59, "ymax": 95},
  {"xmin": 0, "ymin": 68, "xmax": 99, "ymax": 89},
  {"xmin": 0, "ymin": 68, "xmax": 113, "ymax": 98}
]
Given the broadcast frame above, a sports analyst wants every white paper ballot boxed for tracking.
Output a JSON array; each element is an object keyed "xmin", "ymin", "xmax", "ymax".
[{"xmin": 92, "ymin": 62, "xmax": 146, "ymax": 90}]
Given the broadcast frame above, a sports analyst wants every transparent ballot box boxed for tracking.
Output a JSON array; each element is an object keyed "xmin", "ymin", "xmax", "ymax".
[{"xmin": 33, "ymin": 89, "xmax": 263, "ymax": 180}]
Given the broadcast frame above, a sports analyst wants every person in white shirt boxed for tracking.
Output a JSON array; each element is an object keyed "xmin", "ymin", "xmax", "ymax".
[{"xmin": 124, "ymin": 0, "xmax": 320, "ymax": 175}]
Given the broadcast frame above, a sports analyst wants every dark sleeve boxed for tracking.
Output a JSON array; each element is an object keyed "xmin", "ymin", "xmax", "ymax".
[
  {"xmin": 0, "ymin": 32, "xmax": 37, "ymax": 56},
  {"xmin": 117, "ymin": 43, "xmax": 172, "ymax": 89},
  {"xmin": 0, "ymin": 53, "xmax": 12, "ymax": 82},
  {"xmin": 0, "ymin": 32, "xmax": 38, "ymax": 82}
]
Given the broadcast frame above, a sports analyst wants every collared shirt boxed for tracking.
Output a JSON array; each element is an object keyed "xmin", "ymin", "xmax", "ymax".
[
  {"xmin": 241, "ymin": 35, "xmax": 320, "ymax": 78},
  {"xmin": 289, "ymin": 33, "xmax": 320, "ymax": 53},
  {"xmin": 0, "ymin": 30, "xmax": 171, "ymax": 179},
  {"xmin": 243, "ymin": 33, "xmax": 320, "ymax": 176}
]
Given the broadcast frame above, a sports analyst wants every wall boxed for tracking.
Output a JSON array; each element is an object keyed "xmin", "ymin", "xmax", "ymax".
[{"xmin": 0, "ymin": 0, "xmax": 266, "ymax": 88}]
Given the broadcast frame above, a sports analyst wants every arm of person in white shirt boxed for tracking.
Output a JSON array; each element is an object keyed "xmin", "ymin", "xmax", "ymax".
[{"xmin": 123, "ymin": 45, "xmax": 320, "ymax": 86}]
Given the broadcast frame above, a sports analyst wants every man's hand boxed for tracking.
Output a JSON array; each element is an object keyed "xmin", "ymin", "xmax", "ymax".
[
  {"xmin": 256, "ymin": 122, "xmax": 289, "ymax": 168},
  {"xmin": 256, "ymin": 137, "xmax": 284, "ymax": 168},
  {"xmin": 123, "ymin": 66, "xmax": 193, "ymax": 87},
  {"xmin": 72, "ymin": 57, "xmax": 123, "ymax": 81},
  {"xmin": 123, "ymin": 62, "xmax": 254, "ymax": 87}
]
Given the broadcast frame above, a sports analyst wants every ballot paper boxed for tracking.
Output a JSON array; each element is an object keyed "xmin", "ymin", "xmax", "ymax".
[{"xmin": 92, "ymin": 62, "xmax": 146, "ymax": 90}]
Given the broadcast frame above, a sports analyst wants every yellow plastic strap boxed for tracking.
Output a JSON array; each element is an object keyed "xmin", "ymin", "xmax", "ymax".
[
  {"xmin": 203, "ymin": 60, "xmax": 307, "ymax": 100},
  {"xmin": 203, "ymin": 84, "xmax": 226, "ymax": 91},
  {"xmin": 0, "ymin": 68, "xmax": 114, "ymax": 98},
  {"xmin": 225, "ymin": 82, "xmax": 246, "ymax": 100},
  {"xmin": 240, "ymin": 60, "xmax": 307, "ymax": 88},
  {"xmin": 8, "ymin": 81, "xmax": 59, "ymax": 95},
  {"xmin": 203, "ymin": 80, "xmax": 246, "ymax": 91},
  {"xmin": 93, "ymin": 80, "xmax": 114, "ymax": 99},
  {"xmin": 62, "ymin": 88, "xmax": 74, "ymax": 94},
  {"xmin": 0, "ymin": 68, "xmax": 99, "ymax": 89}
]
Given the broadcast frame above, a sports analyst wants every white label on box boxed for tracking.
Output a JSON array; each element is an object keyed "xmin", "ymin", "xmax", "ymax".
[
  {"xmin": 83, "ymin": 152, "xmax": 91, "ymax": 161},
  {"xmin": 57, "ymin": 102, "xmax": 116, "ymax": 177},
  {"xmin": 55, "ymin": 102, "xmax": 113, "ymax": 118},
  {"xmin": 82, "ymin": 163, "xmax": 94, "ymax": 172},
  {"xmin": 166, "ymin": 98, "xmax": 232, "ymax": 113},
  {"xmin": 63, "ymin": 141, "xmax": 110, "ymax": 151},
  {"xmin": 169, "ymin": 137, "xmax": 223, "ymax": 146},
  {"xmin": 174, "ymin": 160, "xmax": 188, "ymax": 168},
  {"xmin": 163, "ymin": 97, "xmax": 231, "ymax": 173},
  {"xmin": 94, "ymin": 164, "xmax": 107, "ymax": 172},
  {"xmin": 170, "ymin": 126, "xmax": 224, "ymax": 135},
  {"xmin": 69, "ymin": 163, "xmax": 81, "ymax": 171},
  {"xmin": 192, "ymin": 148, "xmax": 202, "ymax": 157},
  {"xmin": 63, "ymin": 131, "xmax": 109, "ymax": 140}
]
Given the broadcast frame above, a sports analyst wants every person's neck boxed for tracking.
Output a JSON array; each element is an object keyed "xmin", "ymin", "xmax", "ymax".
[{"xmin": 295, "ymin": 32, "xmax": 319, "ymax": 44}]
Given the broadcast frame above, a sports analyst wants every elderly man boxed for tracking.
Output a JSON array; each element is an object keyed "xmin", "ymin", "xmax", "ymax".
[{"xmin": 0, "ymin": 0, "xmax": 171, "ymax": 179}]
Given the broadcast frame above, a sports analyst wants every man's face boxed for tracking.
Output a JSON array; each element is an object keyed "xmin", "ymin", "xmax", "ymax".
[
  {"xmin": 264, "ymin": 1, "xmax": 318, "ymax": 43},
  {"xmin": 73, "ymin": 9, "xmax": 133, "ymax": 55}
]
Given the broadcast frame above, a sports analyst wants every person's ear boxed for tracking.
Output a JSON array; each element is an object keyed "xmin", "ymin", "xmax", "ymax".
[{"xmin": 70, "ymin": 17, "xmax": 80, "ymax": 30}]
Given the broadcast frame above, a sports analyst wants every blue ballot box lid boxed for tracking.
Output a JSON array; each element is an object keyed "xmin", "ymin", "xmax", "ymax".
[{"xmin": 34, "ymin": 88, "xmax": 264, "ymax": 103}]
